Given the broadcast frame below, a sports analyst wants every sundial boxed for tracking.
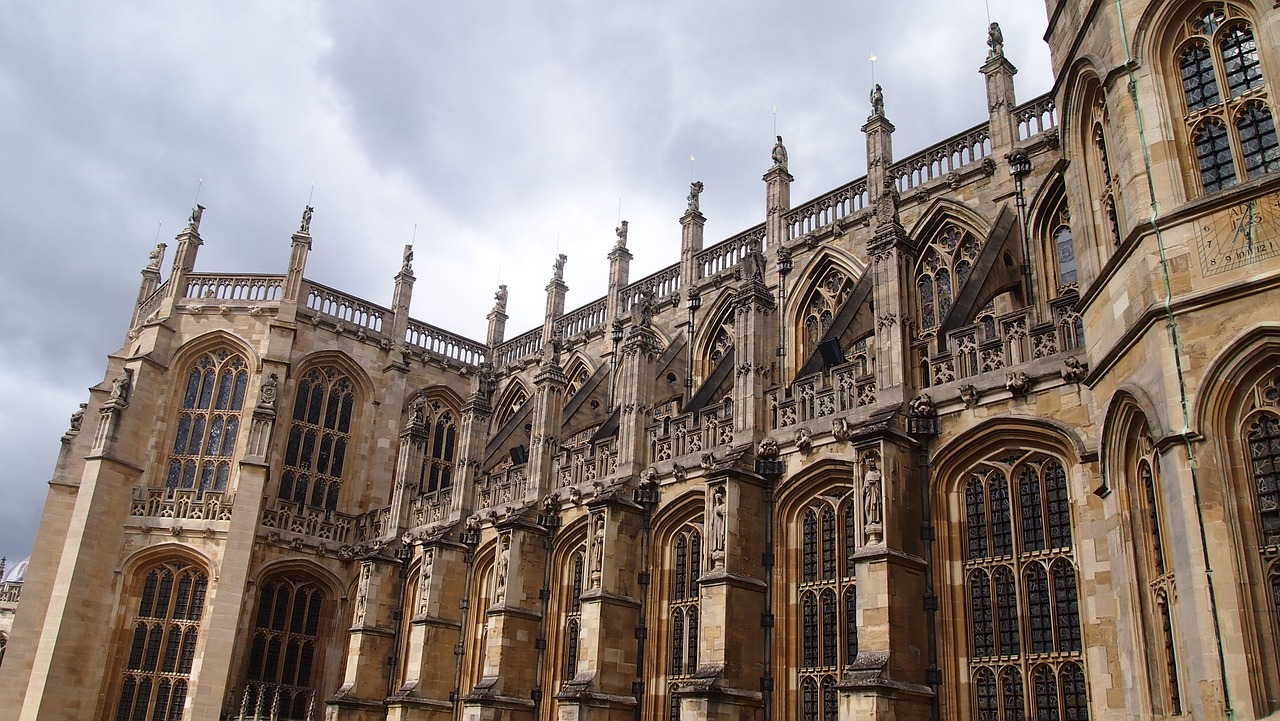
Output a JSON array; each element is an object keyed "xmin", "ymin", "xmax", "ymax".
[{"xmin": 1195, "ymin": 191, "xmax": 1280, "ymax": 276}]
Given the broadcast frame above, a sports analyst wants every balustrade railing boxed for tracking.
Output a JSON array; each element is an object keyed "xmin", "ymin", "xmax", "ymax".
[
  {"xmin": 1014, "ymin": 93, "xmax": 1058, "ymax": 141},
  {"xmin": 649, "ymin": 406, "xmax": 733, "ymax": 462},
  {"xmin": 495, "ymin": 328, "xmax": 544, "ymax": 366},
  {"xmin": 785, "ymin": 178, "xmax": 869, "ymax": 240},
  {"xmin": 302, "ymin": 281, "xmax": 387, "ymax": 334},
  {"xmin": 620, "ymin": 264, "xmax": 682, "ymax": 311},
  {"xmin": 770, "ymin": 361, "xmax": 876, "ymax": 430},
  {"xmin": 477, "ymin": 466, "xmax": 529, "ymax": 509},
  {"xmin": 554, "ymin": 440, "xmax": 618, "ymax": 487},
  {"xmin": 231, "ymin": 682, "xmax": 317, "ymax": 721},
  {"xmin": 0, "ymin": 580, "xmax": 20, "ymax": 604},
  {"xmin": 409, "ymin": 489, "xmax": 454, "ymax": 527},
  {"xmin": 130, "ymin": 488, "xmax": 233, "ymax": 522},
  {"xmin": 184, "ymin": 274, "xmax": 284, "ymax": 302},
  {"xmin": 260, "ymin": 500, "xmax": 356, "ymax": 544},
  {"xmin": 890, "ymin": 123, "xmax": 991, "ymax": 193},
  {"xmin": 135, "ymin": 281, "xmax": 169, "ymax": 323},
  {"xmin": 405, "ymin": 319, "xmax": 487, "ymax": 366},
  {"xmin": 695, "ymin": 224, "xmax": 767, "ymax": 280},
  {"xmin": 556, "ymin": 296, "xmax": 608, "ymax": 339}
]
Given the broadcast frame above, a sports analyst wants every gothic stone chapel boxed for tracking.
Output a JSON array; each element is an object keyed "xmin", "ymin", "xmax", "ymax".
[{"xmin": 4, "ymin": 1, "xmax": 1280, "ymax": 719}]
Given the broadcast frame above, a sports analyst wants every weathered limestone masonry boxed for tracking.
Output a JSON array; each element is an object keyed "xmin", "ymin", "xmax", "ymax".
[{"xmin": 6, "ymin": 2, "xmax": 1280, "ymax": 720}]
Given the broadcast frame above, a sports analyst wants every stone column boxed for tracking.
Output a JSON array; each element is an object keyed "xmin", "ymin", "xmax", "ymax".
[
  {"xmin": 328, "ymin": 554, "xmax": 405, "ymax": 721},
  {"xmin": 731, "ymin": 258, "xmax": 778, "ymax": 438},
  {"xmin": 866, "ymin": 187, "xmax": 915, "ymax": 406},
  {"xmin": 838, "ymin": 436, "xmax": 932, "ymax": 721},
  {"xmin": 528, "ymin": 346, "xmax": 569, "ymax": 497},
  {"xmin": 451, "ymin": 369, "xmax": 495, "ymax": 519},
  {"xmin": 608, "ymin": 226, "xmax": 633, "ymax": 322},
  {"xmin": 392, "ymin": 409, "xmax": 429, "ymax": 530},
  {"xmin": 679, "ymin": 197, "xmax": 706, "ymax": 292},
  {"xmin": 614, "ymin": 314, "xmax": 660, "ymax": 478},
  {"xmin": 557, "ymin": 497, "xmax": 646, "ymax": 721},
  {"xmin": 281, "ymin": 206, "xmax": 314, "ymax": 323},
  {"xmin": 486, "ymin": 286, "xmax": 509, "ymax": 349},
  {"xmin": 387, "ymin": 537, "xmax": 471, "ymax": 721},
  {"xmin": 677, "ymin": 463, "xmax": 768, "ymax": 719},
  {"xmin": 981, "ymin": 34, "xmax": 1019, "ymax": 158},
  {"xmin": 391, "ymin": 246, "xmax": 417, "ymax": 361},
  {"xmin": 462, "ymin": 519, "xmax": 548, "ymax": 721},
  {"xmin": 157, "ymin": 206, "xmax": 204, "ymax": 317}
]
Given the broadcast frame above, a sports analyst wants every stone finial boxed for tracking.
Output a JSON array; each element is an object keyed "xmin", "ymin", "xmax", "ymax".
[
  {"xmin": 493, "ymin": 285, "xmax": 508, "ymax": 313},
  {"xmin": 771, "ymin": 135, "xmax": 788, "ymax": 172},
  {"xmin": 300, "ymin": 205, "xmax": 314, "ymax": 234},
  {"xmin": 615, "ymin": 220, "xmax": 628, "ymax": 248},
  {"xmin": 687, "ymin": 181, "xmax": 704, "ymax": 213},
  {"xmin": 187, "ymin": 204, "xmax": 205, "ymax": 233},
  {"xmin": 401, "ymin": 244, "xmax": 414, "ymax": 274},
  {"xmin": 552, "ymin": 253, "xmax": 567, "ymax": 282},
  {"xmin": 146, "ymin": 243, "xmax": 166, "ymax": 272},
  {"xmin": 987, "ymin": 22, "xmax": 1004, "ymax": 60},
  {"xmin": 870, "ymin": 84, "xmax": 884, "ymax": 117}
]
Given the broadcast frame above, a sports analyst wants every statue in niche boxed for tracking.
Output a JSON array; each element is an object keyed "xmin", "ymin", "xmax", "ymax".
[
  {"xmin": 68, "ymin": 403, "xmax": 87, "ymax": 433},
  {"xmin": 418, "ymin": 548, "xmax": 434, "ymax": 615},
  {"xmin": 987, "ymin": 22, "xmax": 1004, "ymax": 59},
  {"xmin": 870, "ymin": 84, "xmax": 884, "ymax": 116},
  {"xmin": 589, "ymin": 514, "xmax": 605, "ymax": 588},
  {"xmin": 771, "ymin": 135, "xmax": 788, "ymax": 172},
  {"xmin": 552, "ymin": 253, "xmax": 567, "ymax": 281},
  {"xmin": 402, "ymin": 244, "xmax": 414, "ymax": 274},
  {"xmin": 687, "ymin": 181, "xmax": 704, "ymax": 213},
  {"xmin": 493, "ymin": 284, "xmax": 508, "ymax": 313},
  {"xmin": 408, "ymin": 395, "xmax": 426, "ymax": 426},
  {"xmin": 862, "ymin": 457, "xmax": 884, "ymax": 530},
  {"xmin": 257, "ymin": 373, "xmax": 279, "ymax": 411},
  {"xmin": 634, "ymin": 288, "xmax": 654, "ymax": 328},
  {"xmin": 743, "ymin": 251, "xmax": 767, "ymax": 282},
  {"xmin": 615, "ymin": 220, "xmax": 628, "ymax": 248},
  {"xmin": 300, "ymin": 205, "xmax": 314, "ymax": 234},
  {"xmin": 109, "ymin": 371, "xmax": 132, "ymax": 405},
  {"xmin": 354, "ymin": 562, "xmax": 371, "ymax": 625},
  {"xmin": 710, "ymin": 486, "xmax": 727, "ymax": 567},
  {"xmin": 875, "ymin": 177, "xmax": 900, "ymax": 228},
  {"xmin": 146, "ymin": 243, "xmax": 166, "ymax": 272},
  {"xmin": 494, "ymin": 536, "xmax": 510, "ymax": 603},
  {"xmin": 187, "ymin": 204, "xmax": 204, "ymax": 232}
]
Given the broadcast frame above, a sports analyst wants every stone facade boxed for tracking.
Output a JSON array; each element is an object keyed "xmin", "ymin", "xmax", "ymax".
[{"xmin": 5, "ymin": 1, "xmax": 1280, "ymax": 719}]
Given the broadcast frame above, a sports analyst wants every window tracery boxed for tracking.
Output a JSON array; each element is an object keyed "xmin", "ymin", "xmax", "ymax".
[
  {"xmin": 915, "ymin": 224, "xmax": 982, "ymax": 337},
  {"xmin": 564, "ymin": 548, "xmax": 584, "ymax": 677},
  {"xmin": 1244, "ymin": 369, "xmax": 1280, "ymax": 661},
  {"xmin": 494, "ymin": 384, "xmax": 529, "ymax": 430},
  {"xmin": 240, "ymin": 577, "xmax": 325, "ymax": 721},
  {"xmin": 165, "ymin": 350, "xmax": 248, "ymax": 498},
  {"xmin": 668, "ymin": 524, "xmax": 701, "ymax": 719},
  {"xmin": 797, "ymin": 492, "xmax": 858, "ymax": 721},
  {"xmin": 797, "ymin": 266, "xmax": 854, "ymax": 361},
  {"xmin": 963, "ymin": 452, "xmax": 1087, "ymax": 720},
  {"xmin": 114, "ymin": 560, "xmax": 208, "ymax": 721},
  {"xmin": 416, "ymin": 398, "xmax": 458, "ymax": 496},
  {"xmin": 279, "ymin": 367, "xmax": 356, "ymax": 511},
  {"xmin": 1175, "ymin": 3, "xmax": 1277, "ymax": 193}
]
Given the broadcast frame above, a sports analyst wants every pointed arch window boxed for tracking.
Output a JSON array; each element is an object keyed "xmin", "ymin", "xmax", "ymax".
[
  {"xmin": 563, "ymin": 547, "xmax": 585, "ymax": 678},
  {"xmin": 114, "ymin": 560, "xmax": 208, "ymax": 721},
  {"xmin": 415, "ymin": 398, "xmax": 458, "ymax": 496},
  {"xmin": 797, "ymin": 492, "xmax": 858, "ymax": 721},
  {"xmin": 494, "ymin": 384, "xmax": 529, "ymax": 430},
  {"xmin": 962, "ymin": 452, "xmax": 1088, "ymax": 720},
  {"xmin": 280, "ymin": 368, "xmax": 356, "ymax": 511},
  {"xmin": 797, "ymin": 266, "xmax": 854, "ymax": 362},
  {"xmin": 1175, "ymin": 3, "xmax": 1277, "ymax": 193},
  {"xmin": 165, "ymin": 350, "xmax": 248, "ymax": 498},
  {"xmin": 239, "ymin": 577, "xmax": 326, "ymax": 721},
  {"xmin": 915, "ymin": 224, "xmax": 981, "ymax": 337},
  {"xmin": 669, "ymin": 525, "xmax": 701, "ymax": 682}
]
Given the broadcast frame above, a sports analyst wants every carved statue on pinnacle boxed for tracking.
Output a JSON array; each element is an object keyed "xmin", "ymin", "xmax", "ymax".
[
  {"xmin": 187, "ymin": 204, "xmax": 205, "ymax": 233},
  {"xmin": 771, "ymin": 135, "xmax": 788, "ymax": 172},
  {"xmin": 401, "ymin": 245, "xmax": 414, "ymax": 274},
  {"xmin": 146, "ymin": 243, "xmax": 166, "ymax": 272},
  {"xmin": 988, "ymin": 22, "xmax": 1004, "ymax": 60},
  {"xmin": 552, "ymin": 253, "xmax": 567, "ymax": 281},
  {"xmin": 615, "ymin": 220, "xmax": 628, "ymax": 248},
  {"xmin": 687, "ymin": 181, "xmax": 704, "ymax": 213},
  {"xmin": 300, "ymin": 205, "xmax": 314, "ymax": 234},
  {"xmin": 870, "ymin": 84, "xmax": 884, "ymax": 117},
  {"xmin": 493, "ymin": 284, "xmax": 508, "ymax": 313}
]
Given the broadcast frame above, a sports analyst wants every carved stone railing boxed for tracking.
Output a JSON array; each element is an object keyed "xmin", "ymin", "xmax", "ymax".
[
  {"xmin": 695, "ymin": 224, "xmax": 767, "ymax": 281},
  {"xmin": 184, "ymin": 273, "xmax": 285, "ymax": 302},
  {"xmin": 230, "ymin": 682, "xmax": 317, "ymax": 721},
  {"xmin": 1015, "ymin": 93, "xmax": 1058, "ymax": 141},
  {"xmin": 769, "ymin": 361, "xmax": 876, "ymax": 430},
  {"xmin": 556, "ymin": 296, "xmax": 608, "ymax": 339},
  {"xmin": 495, "ymin": 328, "xmax": 544, "ymax": 366},
  {"xmin": 477, "ymin": 466, "xmax": 529, "ymax": 509},
  {"xmin": 620, "ymin": 264, "xmax": 682, "ymax": 312},
  {"xmin": 409, "ymin": 489, "xmax": 454, "ymax": 527},
  {"xmin": 785, "ymin": 178, "xmax": 869, "ymax": 241},
  {"xmin": 649, "ymin": 406, "xmax": 733, "ymax": 462},
  {"xmin": 405, "ymin": 319, "xmax": 487, "ymax": 366},
  {"xmin": 301, "ymin": 280, "xmax": 387, "ymax": 334},
  {"xmin": 260, "ymin": 500, "xmax": 357, "ymax": 544},
  {"xmin": 130, "ymin": 488, "xmax": 233, "ymax": 521},
  {"xmin": 929, "ymin": 302, "xmax": 1081, "ymax": 385},
  {"xmin": 0, "ymin": 580, "xmax": 21, "ymax": 604},
  {"xmin": 555, "ymin": 439, "xmax": 618, "ymax": 487},
  {"xmin": 890, "ymin": 123, "xmax": 991, "ymax": 193},
  {"xmin": 135, "ymin": 281, "xmax": 169, "ymax": 323}
]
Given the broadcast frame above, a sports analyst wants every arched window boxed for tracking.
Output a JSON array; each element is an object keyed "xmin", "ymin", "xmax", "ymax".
[
  {"xmin": 494, "ymin": 383, "xmax": 529, "ymax": 430},
  {"xmin": 239, "ymin": 577, "xmax": 326, "ymax": 721},
  {"xmin": 797, "ymin": 266, "xmax": 854, "ymax": 362},
  {"xmin": 114, "ymin": 560, "xmax": 208, "ymax": 721},
  {"xmin": 165, "ymin": 350, "xmax": 248, "ymax": 498},
  {"xmin": 668, "ymin": 524, "xmax": 701, "ymax": 719},
  {"xmin": 962, "ymin": 452, "xmax": 1088, "ymax": 720},
  {"xmin": 1175, "ymin": 3, "xmax": 1277, "ymax": 193},
  {"xmin": 915, "ymin": 224, "xmax": 982, "ymax": 337},
  {"xmin": 797, "ymin": 492, "xmax": 857, "ymax": 721},
  {"xmin": 414, "ymin": 398, "xmax": 458, "ymax": 496},
  {"xmin": 279, "ymin": 368, "xmax": 356, "ymax": 511},
  {"xmin": 564, "ymin": 548, "xmax": 585, "ymax": 677}
]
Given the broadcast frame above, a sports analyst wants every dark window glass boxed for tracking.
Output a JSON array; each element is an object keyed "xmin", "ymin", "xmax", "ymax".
[{"xmin": 1196, "ymin": 120, "xmax": 1238, "ymax": 192}]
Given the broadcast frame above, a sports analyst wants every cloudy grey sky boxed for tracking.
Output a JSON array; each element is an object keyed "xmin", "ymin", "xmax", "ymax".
[{"xmin": 0, "ymin": 1, "xmax": 1053, "ymax": 566}]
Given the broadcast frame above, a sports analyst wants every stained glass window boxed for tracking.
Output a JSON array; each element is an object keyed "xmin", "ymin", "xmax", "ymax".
[
  {"xmin": 798, "ymin": 495, "xmax": 858, "ymax": 705},
  {"xmin": 165, "ymin": 350, "xmax": 247, "ymax": 498},
  {"xmin": 1197, "ymin": 119, "xmax": 1238, "ymax": 193},
  {"xmin": 821, "ymin": 507, "xmax": 836, "ymax": 581},
  {"xmin": 241, "ymin": 577, "xmax": 324, "ymax": 720},
  {"xmin": 802, "ymin": 593, "xmax": 818, "ymax": 668},
  {"xmin": 565, "ymin": 548, "xmax": 585, "ymax": 677},
  {"xmin": 970, "ymin": 570, "xmax": 994, "ymax": 657},
  {"xmin": 1221, "ymin": 24, "xmax": 1263, "ymax": 98},
  {"xmin": 1033, "ymin": 664, "xmax": 1060, "ymax": 721},
  {"xmin": 115, "ymin": 562, "xmax": 207, "ymax": 721},
  {"xmin": 1251, "ymin": 413, "xmax": 1280, "ymax": 545},
  {"xmin": 822, "ymin": 676, "xmax": 838, "ymax": 721},
  {"xmin": 995, "ymin": 567, "xmax": 1021, "ymax": 656},
  {"xmin": 1052, "ymin": 560, "xmax": 1082, "ymax": 652},
  {"xmin": 975, "ymin": 668, "xmax": 999, "ymax": 721},
  {"xmin": 1055, "ymin": 226, "xmax": 1077, "ymax": 286},
  {"xmin": 1060, "ymin": 662, "xmax": 1088, "ymax": 720},
  {"xmin": 1001, "ymin": 667, "xmax": 1025, "ymax": 720},
  {"xmin": 1238, "ymin": 102, "xmax": 1280, "ymax": 180},
  {"xmin": 671, "ymin": 609, "xmax": 685, "ymax": 675},
  {"xmin": 803, "ymin": 510, "xmax": 818, "ymax": 583},
  {"xmin": 967, "ymin": 477, "xmax": 989, "ymax": 559},
  {"xmin": 280, "ymin": 367, "xmax": 356, "ymax": 511},
  {"xmin": 1181, "ymin": 42, "xmax": 1221, "ymax": 112},
  {"xmin": 1019, "ymin": 467, "xmax": 1045, "ymax": 552},
  {"xmin": 1160, "ymin": 599, "xmax": 1182, "ymax": 715},
  {"xmin": 1026, "ymin": 564, "xmax": 1052, "ymax": 654},
  {"xmin": 916, "ymin": 224, "xmax": 982, "ymax": 336},
  {"xmin": 801, "ymin": 678, "xmax": 818, "ymax": 721},
  {"xmin": 670, "ymin": 525, "xmax": 701, "ymax": 681},
  {"xmin": 991, "ymin": 475, "xmax": 1014, "ymax": 557},
  {"xmin": 798, "ymin": 267, "xmax": 854, "ymax": 362}
]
